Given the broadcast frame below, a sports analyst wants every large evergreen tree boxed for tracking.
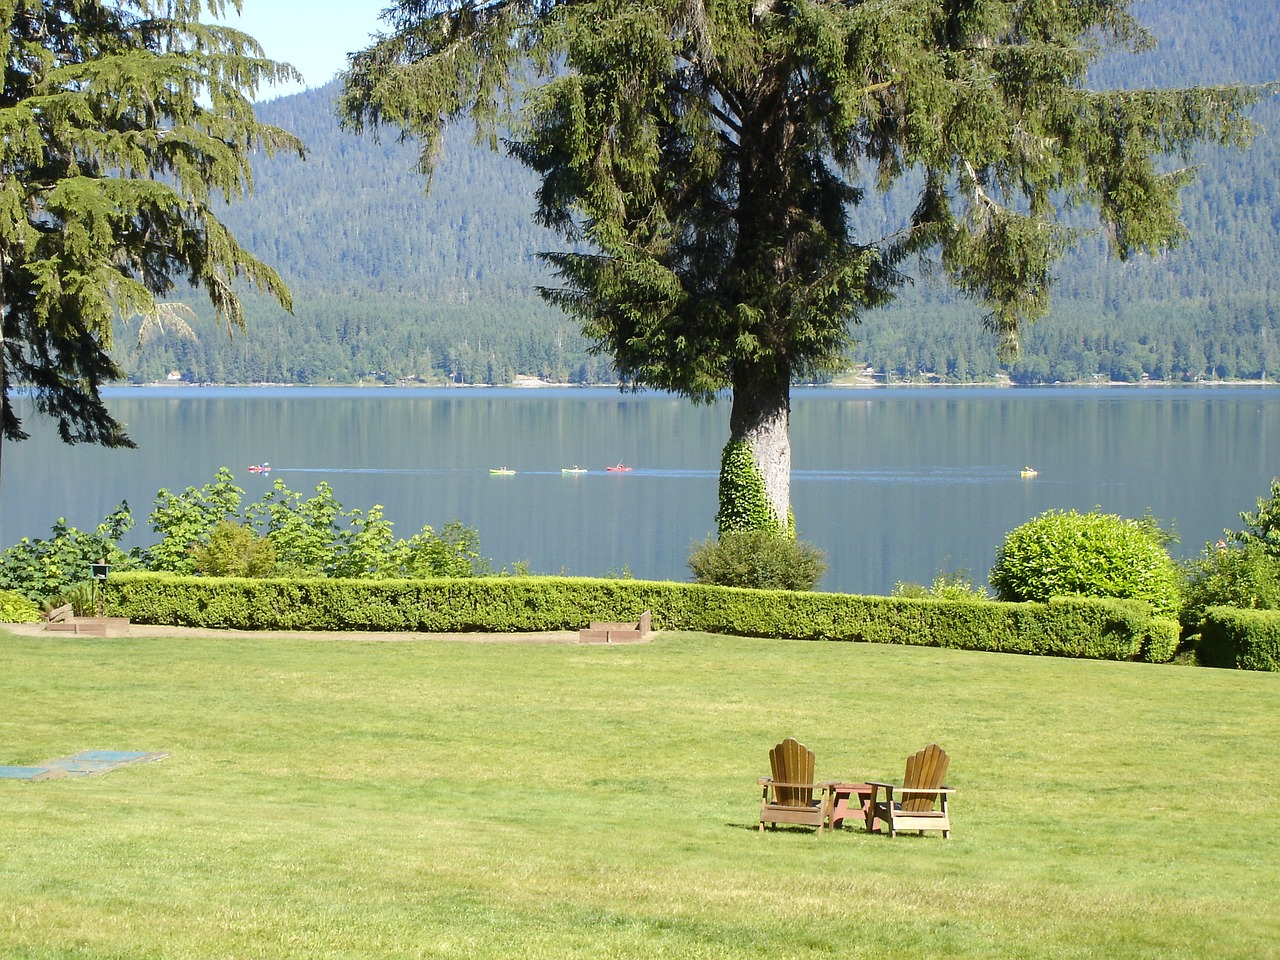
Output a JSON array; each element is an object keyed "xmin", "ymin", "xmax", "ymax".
[
  {"xmin": 0, "ymin": 0, "xmax": 302, "ymax": 474},
  {"xmin": 341, "ymin": 0, "xmax": 1265, "ymax": 534}
]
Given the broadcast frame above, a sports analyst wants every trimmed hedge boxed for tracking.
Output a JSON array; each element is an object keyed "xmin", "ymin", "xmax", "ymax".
[
  {"xmin": 1198, "ymin": 606, "xmax": 1280, "ymax": 671},
  {"xmin": 104, "ymin": 572, "xmax": 1177, "ymax": 663}
]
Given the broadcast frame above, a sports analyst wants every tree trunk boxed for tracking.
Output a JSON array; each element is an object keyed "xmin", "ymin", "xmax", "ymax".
[
  {"xmin": 716, "ymin": 57, "xmax": 796, "ymax": 537},
  {"xmin": 723, "ymin": 361, "xmax": 792, "ymax": 534}
]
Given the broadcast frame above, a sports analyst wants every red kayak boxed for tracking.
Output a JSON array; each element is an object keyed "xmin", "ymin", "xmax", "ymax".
[{"xmin": 606, "ymin": 463, "xmax": 632, "ymax": 472}]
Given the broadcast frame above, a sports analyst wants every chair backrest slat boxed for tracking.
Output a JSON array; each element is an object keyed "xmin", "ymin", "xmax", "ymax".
[
  {"xmin": 901, "ymin": 743, "xmax": 949, "ymax": 812},
  {"xmin": 769, "ymin": 737, "xmax": 815, "ymax": 808}
]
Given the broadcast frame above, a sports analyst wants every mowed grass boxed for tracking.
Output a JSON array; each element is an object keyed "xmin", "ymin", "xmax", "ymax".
[{"xmin": 2, "ymin": 629, "xmax": 1278, "ymax": 959}]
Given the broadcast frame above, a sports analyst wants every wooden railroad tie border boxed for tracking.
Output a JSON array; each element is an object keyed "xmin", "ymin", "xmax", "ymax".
[{"xmin": 579, "ymin": 610, "xmax": 652, "ymax": 644}]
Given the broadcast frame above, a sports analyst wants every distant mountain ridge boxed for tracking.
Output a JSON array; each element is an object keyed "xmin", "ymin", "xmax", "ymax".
[{"xmin": 124, "ymin": 0, "xmax": 1280, "ymax": 385}]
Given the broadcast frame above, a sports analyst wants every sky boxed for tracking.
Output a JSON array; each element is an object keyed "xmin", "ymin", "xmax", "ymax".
[{"xmin": 217, "ymin": 1, "xmax": 390, "ymax": 99}]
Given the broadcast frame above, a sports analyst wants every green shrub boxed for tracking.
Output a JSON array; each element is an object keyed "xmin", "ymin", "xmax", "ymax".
[
  {"xmin": 146, "ymin": 469, "xmax": 246, "ymax": 574},
  {"xmin": 990, "ymin": 508, "xmax": 1182, "ymax": 617},
  {"xmin": 250, "ymin": 479, "xmax": 344, "ymax": 576},
  {"xmin": 49, "ymin": 581, "xmax": 99, "ymax": 618},
  {"xmin": 192, "ymin": 522, "xmax": 277, "ymax": 577},
  {"xmin": 1198, "ymin": 606, "xmax": 1280, "ymax": 671},
  {"xmin": 688, "ymin": 529, "xmax": 826, "ymax": 590},
  {"xmin": 893, "ymin": 569, "xmax": 989, "ymax": 601},
  {"xmin": 890, "ymin": 581, "xmax": 930, "ymax": 598},
  {"xmin": 1234, "ymin": 476, "xmax": 1280, "ymax": 561},
  {"xmin": 1181, "ymin": 541, "xmax": 1280, "ymax": 628},
  {"xmin": 144, "ymin": 471, "xmax": 492, "ymax": 579},
  {"xmin": 0, "ymin": 505, "xmax": 136, "ymax": 602},
  {"xmin": 105, "ymin": 572, "xmax": 1171, "ymax": 661},
  {"xmin": 0, "ymin": 589, "xmax": 42, "ymax": 623},
  {"xmin": 1139, "ymin": 618, "xmax": 1182, "ymax": 664}
]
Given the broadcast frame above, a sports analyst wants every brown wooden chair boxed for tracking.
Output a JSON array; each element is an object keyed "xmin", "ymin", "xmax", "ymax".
[
  {"xmin": 758, "ymin": 737, "xmax": 829, "ymax": 834},
  {"xmin": 867, "ymin": 743, "xmax": 954, "ymax": 838}
]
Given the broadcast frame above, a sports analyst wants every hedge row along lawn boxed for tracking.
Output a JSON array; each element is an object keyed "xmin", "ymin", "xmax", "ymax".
[
  {"xmin": 2, "ymin": 629, "xmax": 1277, "ymax": 959},
  {"xmin": 104, "ymin": 572, "xmax": 1179, "ymax": 661}
]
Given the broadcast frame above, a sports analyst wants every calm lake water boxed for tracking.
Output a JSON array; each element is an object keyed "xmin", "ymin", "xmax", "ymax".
[{"xmin": 1, "ymin": 386, "xmax": 1276, "ymax": 595}]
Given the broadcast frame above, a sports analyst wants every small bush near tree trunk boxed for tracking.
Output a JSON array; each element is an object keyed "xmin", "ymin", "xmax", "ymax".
[{"xmin": 688, "ymin": 529, "xmax": 826, "ymax": 591}]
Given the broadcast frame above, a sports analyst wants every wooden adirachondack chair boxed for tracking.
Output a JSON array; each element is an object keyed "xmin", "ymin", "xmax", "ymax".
[
  {"xmin": 868, "ymin": 743, "xmax": 954, "ymax": 838},
  {"xmin": 758, "ymin": 737, "xmax": 829, "ymax": 834}
]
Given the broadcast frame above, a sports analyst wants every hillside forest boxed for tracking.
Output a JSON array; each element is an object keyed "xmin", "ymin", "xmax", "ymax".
[{"xmin": 121, "ymin": 0, "xmax": 1280, "ymax": 387}]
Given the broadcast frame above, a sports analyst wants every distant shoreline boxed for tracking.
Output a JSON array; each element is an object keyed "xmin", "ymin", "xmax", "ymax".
[{"xmin": 108, "ymin": 376, "xmax": 1277, "ymax": 391}]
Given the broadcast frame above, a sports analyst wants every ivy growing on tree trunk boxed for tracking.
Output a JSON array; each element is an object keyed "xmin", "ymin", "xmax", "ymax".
[{"xmin": 341, "ymin": 0, "xmax": 1269, "ymax": 535}]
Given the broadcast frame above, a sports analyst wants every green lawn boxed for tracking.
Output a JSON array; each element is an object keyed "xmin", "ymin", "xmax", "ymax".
[{"xmin": 2, "ymin": 629, "xmax": 1278, "ymax": 959}]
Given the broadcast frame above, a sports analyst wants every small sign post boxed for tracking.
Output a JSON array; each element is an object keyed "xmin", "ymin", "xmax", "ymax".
[{"xmin": 91, "ymin": 560, "xmax": 109, "ymax": 618}]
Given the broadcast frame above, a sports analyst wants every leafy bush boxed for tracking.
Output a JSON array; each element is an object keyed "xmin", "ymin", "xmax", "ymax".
[
  {"xmin": 0, "ymin": 505, "xmax": 136, "ymax": 602},
  {"xmin": 49, "ymin": 582, "xmax": 99, "ymax": 617},
  {"xmin": 990, "ymin": 509, "xmax": 1182, "ymax": 617},
  {"xmin": 146, "ymin": 469, "xmax": 246, "ymax": 574},
  {"xmin": 250, "ymin": 479, "xmax": 345, "ymax": 576},
  {"xmin": 192, "ymin": 522, "xmax": 278, "ymax": 577},
  {"xmin": 1181, "ymin": 541, "xmax": 1280, "ymax": 628},
  {"xmin": 893, "ymin": 569, "xmax": 989, "ymax": 601},
  {"xmin": 890, "ymin": 581, "xmax": 930, "ymax": 599},
  {"xmin": 390, "ymin": 520, "xmax": 492, "ymax": 578},
  {"xmin": 0, "ymin": 589, "xmax": 42, "ymax": 622},
  {"xmin": 1233, "ymin": 477, "xmax": 1280, "ymax": 561},
  {"xmin": 688, "ymin": 529, "xmax": 826, "ymax": 590},
  {"xmin": 141, "ymin": 471, "xmax": 491, "ymax": 579}
]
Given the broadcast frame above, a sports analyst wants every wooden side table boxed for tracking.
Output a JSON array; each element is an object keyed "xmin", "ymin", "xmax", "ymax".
[{"xmin": 825, "ymin": 782, "xmax": 882, "ymax": 832}]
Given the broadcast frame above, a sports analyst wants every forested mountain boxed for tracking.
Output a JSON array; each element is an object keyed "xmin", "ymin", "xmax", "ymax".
[{"xmin": 123, "ymin": 0, "xmax": 1280, "ymax": 386}]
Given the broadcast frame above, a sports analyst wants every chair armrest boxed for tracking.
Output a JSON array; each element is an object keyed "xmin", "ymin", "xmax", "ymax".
[
  {"xmin": 896, "ymin": 786, "xmax": 955, "ymax": 796},
  {"xmin": 866, "ymin": 782, "xmax": 894, "ymax": 803}
]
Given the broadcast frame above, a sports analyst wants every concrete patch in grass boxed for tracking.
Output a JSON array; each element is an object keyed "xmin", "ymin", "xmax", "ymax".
[{"xmin": 0, "ymin": 750, "xmax": 168, "ymax": 781}]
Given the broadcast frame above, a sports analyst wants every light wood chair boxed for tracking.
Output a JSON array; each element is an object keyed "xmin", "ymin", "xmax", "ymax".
[
  {"xmin": 868, "ymin": 743, "xmax": 954, "ymax": 838},
  {"xmin": 758, "ymin": 737, "xmax": 829, "ymax": 834}
]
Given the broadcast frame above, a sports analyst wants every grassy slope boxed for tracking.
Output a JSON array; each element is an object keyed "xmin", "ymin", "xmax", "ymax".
[{"xmin": 1, "ymin": 631, "xmax": 1277, "ymax": 959}]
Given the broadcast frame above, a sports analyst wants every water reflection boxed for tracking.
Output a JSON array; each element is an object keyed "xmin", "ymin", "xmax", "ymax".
[{"xmin": 1, "ymin": 386, "xmax": 1275, "ymax": 595}]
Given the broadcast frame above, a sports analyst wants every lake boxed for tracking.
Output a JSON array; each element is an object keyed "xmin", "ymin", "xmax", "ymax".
[{"xmin": 1, "ymin": 385, "xmax": 1276, "ymax": 596}]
